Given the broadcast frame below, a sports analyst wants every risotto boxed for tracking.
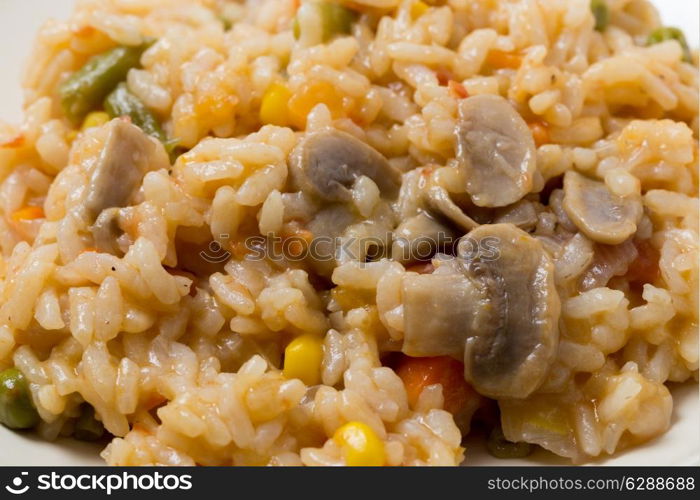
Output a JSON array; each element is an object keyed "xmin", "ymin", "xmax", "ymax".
[{"xmin": 0, "ymin": 0, "xmax": 697, "ymax": 466}]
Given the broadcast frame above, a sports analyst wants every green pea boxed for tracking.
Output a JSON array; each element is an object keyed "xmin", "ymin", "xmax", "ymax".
[
  {"xmin": 486, "ymin": 425, "xmax": 534, "ymax": 459},
  {"xmin": 590, "ymin": 0, "xmax": 610, "ymax": 32},
  {"xmin": 73, "ymin": 404, "xmax": 105, "ymax": 442},
  {"xmin": 648, "ymin": 27, "xmax": 692, "ymax": 63},
  {"xmin": 0, "ymin": 368, "xmax": 39, "ymax": 430},
  {"xmin": 59, "ymin": 43, "xmax": 149, "ymax": 125},
  {"xmin": 293, "ymin": 1, "xmax": 357, "ymax": 42}
]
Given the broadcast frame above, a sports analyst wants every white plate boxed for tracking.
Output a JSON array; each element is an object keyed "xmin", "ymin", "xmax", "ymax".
[{"xmin": 0, "ymin": 0, "xmax": 698, "ymax": 466}]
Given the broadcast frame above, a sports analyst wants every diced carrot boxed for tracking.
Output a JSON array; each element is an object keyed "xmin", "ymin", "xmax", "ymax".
[
  {"xmin": 395, "ymin": 355, "xmax": 476, "ymax": 415},
  {"xmin": 1, "ymin": 134, "xmax": 25, "ymax": 149},
  {"xmin": 627, "ymin": 239, "xmax": 661, "ymax": 285},
  {"xmin": 435, "ymin": 68, "xmax": 452, "ymax": 86},
  {"xmin": 72, "ymin": 25, "xmax": 96, "ymax": 38},
  {"xmin": 486, "ymin": 49, "xmax": 523, "ymax": 70},
  {"xmin": 528, "ymin": 120, "xmax": 550, "ymax": 147},
  {"xmin": 11, "ymin": 205, "xmax": 44, "ymax": 222},
  {"xmin": 448, "ymin": 80, "xmax": 469, "ymax": 99},
  {"xmin": 406, "ymin": 261, "xmax": 435, "ymax": 274}
]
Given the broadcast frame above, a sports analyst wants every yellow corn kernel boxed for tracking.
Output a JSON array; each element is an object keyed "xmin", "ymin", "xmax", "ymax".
[
  {"xmin": 260, "ymin": 82, "xmax": 293, "ymax": 127},
  {"xmin": 333, "ymin": 421, "xmax": 386, "ymax": 466},
  {"xmin": 410, "ymin": 1, "xmax": 430, "ymax": 20},
  {"xmin": 65, "ymin": 130, "xmax": 78, "ymax": 143},
  {"xmin": 81, "ymin": 111, "xmax": 110, "ymax": 131},
  {"xmin": 11, "ymin": 205, "xmax": 44, "ymax": 222},
  {"xmin": 283, "ymin": 334, "xmax": 324, "ymax": 386},
  {"xmin": 288, "ymin": 80, "xmax": 346, "ymax": 129}
]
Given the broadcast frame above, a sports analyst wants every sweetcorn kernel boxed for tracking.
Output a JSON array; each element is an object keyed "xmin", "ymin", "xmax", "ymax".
[
  {"xmin": 333, "ymin": 421, "xmax": 386, "ymax": 466},
  {"xmin": 283, "ymin": 334, "xmax": 324, "ymax": 385}
]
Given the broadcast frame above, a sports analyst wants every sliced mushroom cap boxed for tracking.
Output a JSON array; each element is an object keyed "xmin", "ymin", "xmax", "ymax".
[
  {"xmin": 289, "ymin": 129, "xmax": 401, "ymax": 203},
  {"xmin": 493, "ymin": 199, "xmax": 539, "ymax": 232},
  {"xmin": 562, "ymin": 170, "xmax": 643, "ymax": 245},
  {"xmin": 391, "ymin": 211, "xmax": 457, "ymax": 264},
  {"xmin": 402, "ymin": 273, "xmax": 479, "ymax": 357},
  {"xmin": 456, "ymin": 95, "xmax": 536, "ymax": 207},
  {"xmin": 401, "ymin": 223, "xmax": 560, "ymax": 399},
  {"xmin": 423, "ymin": 184, "xmax": 479, "ymax": 232},
  {"xmin": 84, "ymin": 119, "xmax": 167, "ymax": 221},
  {"xmin": 91, "ymin": 207, "xmax": 123, "ymax": 255},
  {"xmin": 460, "ymin": 224, "xmax": 560, "ymax": 399},
  {"xmin": 306, "ymin": 204, "xmax": 357, "ymax": 276}
]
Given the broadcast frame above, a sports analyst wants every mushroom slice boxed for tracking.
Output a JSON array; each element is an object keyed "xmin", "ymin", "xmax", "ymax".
[
  {"xmin": 460, "ymin": 224, "xmax": 560, "ymax": 399},
  {"xmin": 84, "ymin": 119, "xmax": 166, "ymax": 221},
  {"xmin": 402, "ymin": 273, "xmax": 478, "ymax": 358},
  {"xmin": 562, "ymin": 171, "xmax": 642, "ymax": 245},
  {"xmin": 289, "ymin": 129, "xmax": 401, "ymax": 203},
  {"xmin": 423, "ymin": 185, "xmax": 479, "ymax": 232},
  {"xmin": 493, "ymin": 199, "xmax": 539, "ymax": 232},
  {"xmin": 392, "ymin": 211, "xmax": 456, "ymax": 264},
  {"xmin": 456, "ymin": 95, "xmax": 536, "ymax": 207},
  {"xmin": 91, "ymin": 207, "xmax": 123, "ymax": 255},
  {"xmin": 400, "ymin": 223, "xmax": 560, "ymax": 399},
  {"xmin": 306, "ymin": 204, "xmax": 357, "ymax": 276}
]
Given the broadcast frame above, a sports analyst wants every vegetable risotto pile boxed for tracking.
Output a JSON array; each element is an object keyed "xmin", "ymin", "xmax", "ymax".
[{"xmin": 0, "ymin": 0, "xmax": 697, "ymax": 466}]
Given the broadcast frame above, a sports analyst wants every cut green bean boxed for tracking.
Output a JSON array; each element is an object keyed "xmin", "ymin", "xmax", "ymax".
[
  {"xmin": 104, "ymin": 83, "xmax": 166, "ymax": 143},
  {"xmin": 486, "ymin": 425, "xmax": 534, "ymax": 459},
  {"xmin": 590, "ymin": 0, "xmax": 610, "ymax": 32},
  {"xmin": 0, "ymin": 367, "xmax": 39, "ymax": 430},
  {"xmin": 59, "ymin": 44, "xmax": 148, "ymax": 125},
  {"xmin": 293, "ymin": 1, "xmax": 357, "ymax": 42},
  {"xmin": 73, "ymin": 404, "xmax": 105, "ymax": 442},
  {"xmin": 648, "ymin": 27, "xmax": 692, "ymax": 63}
]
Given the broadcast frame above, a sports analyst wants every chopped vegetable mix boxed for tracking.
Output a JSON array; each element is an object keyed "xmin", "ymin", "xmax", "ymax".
[
  {"xmin": 648, "ymin": 26, "xmax": 692, "ymax": 63},
  {"xmin": 395, "ymin": 355, "xmax": 474, "ymax": 415},
  {"xmin": 293, "ymin": 1, "xmax": 357, "ymax": 42},
  {"xmin": 59, "ymin": 43, "xmax": 149, "ymax": 124},
  {"xmin": 590, "ymin": 0, "xmax": 610, "ymax": 32},
  {"xmin": 73, "ymin": 404, "xmax": 105, "ymax": 441},
  {"xmin": 0, "ymin": 368, "xmax": 39, "ymax": 430},
  {"xmin": 104, "ymin": 83, "xmax": 166, "ymax": 143},
  {"xmin": 486, "ymin": 425, "xmax": 534, "ymax": 459}
]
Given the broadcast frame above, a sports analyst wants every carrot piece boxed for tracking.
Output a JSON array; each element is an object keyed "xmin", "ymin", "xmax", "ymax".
[
  {"xmin": 435, "ymin": 68, "xmax": 453, "ymax": 86},
  {"xmin": 528, "ymin": 120, "xmax": 550, "ymax": 147},
  {"xmin": 11, "ymin": 206, "xmax": 44, "ymax": 222},
  {"xmin": 486, "ymin": 49, "xmax": 523, "ymax": 70},
  {"xmin": 1, "ymin": 134, "xmax": 25, "ymax": 149},
  {"xmin": 395, "ymin": 355, "xmax": 476, "ymax": 415},
  {"xmin": 448, "ymin": 80, "xmax": 469, "ymax": 99}
]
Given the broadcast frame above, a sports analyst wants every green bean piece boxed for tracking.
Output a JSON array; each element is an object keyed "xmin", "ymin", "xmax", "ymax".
[
  {"xmin": 293, "ymin": 1, "xmax": 357, "ymax": 42},
  {"xmin": 0, "ymin": 368, "xmax": 39, "ymax": 430},
  {"xmin": 486, "ymin": 425, "xmax": 534, "ymax": 459},
  {"xmin": 590, "ymin": 0, "xmax": 609, "ymax": 32},
  {"xmin": 73, "ymin": 404, "xmax": 105, "ymax": 442},
  {"xmin": 648, "ymin": 27, "xmax": 692, "ymax": 63},
  {"xmin": 218, "ymin": 15, "xmax": 233, "ymax": 31},
  {"xmin": 104, "ymin": 83, "xmax": 166, "ymax": 143},
  {"xmin": 59, "ymin": 44, "xmax": 148, "ymax": 125}
]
